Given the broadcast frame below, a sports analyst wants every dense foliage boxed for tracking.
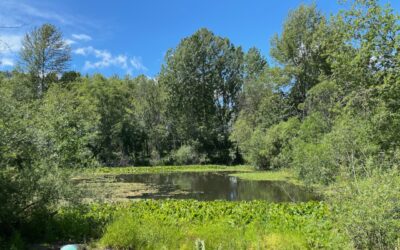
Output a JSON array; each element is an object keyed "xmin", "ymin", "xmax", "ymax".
[{"xmin": 233, "ymin": 1, "xmax": 400, "ymax": 176}]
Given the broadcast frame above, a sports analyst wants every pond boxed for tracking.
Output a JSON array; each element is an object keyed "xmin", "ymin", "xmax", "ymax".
[{"xmin": 113, "ymin": 171, "xmax": 319, "ymax": 202}]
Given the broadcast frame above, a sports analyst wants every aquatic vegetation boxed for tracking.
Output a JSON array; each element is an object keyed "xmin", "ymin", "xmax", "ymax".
[
  {"xmin": 79, "ymin": 165, "xmax": 253, "ymax": 176},
  {"xmin": 48, "ymin": 200, "xmax": 347, "ymax": 249},
  {"xmin": 75, "ymin": 169, "xmax": 318, "ymax": 202},
  {"xmin": 229, "ymin": 169, "xmax": 301, "ymax": 185},
  {"xmin": 96, "ymin": 200, "xmax": 349, "ymax": 249},
  {"xmin": 22, "ymin": 200, "xmax": 349, "ymax": 249}
]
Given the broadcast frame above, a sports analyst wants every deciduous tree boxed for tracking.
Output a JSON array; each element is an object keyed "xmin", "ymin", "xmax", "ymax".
[{"xmin": 20, "ymin": 24, "xmax": 71, "ymax": 97}]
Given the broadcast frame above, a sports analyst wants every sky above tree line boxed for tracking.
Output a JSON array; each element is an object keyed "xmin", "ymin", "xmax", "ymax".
[{"xmin": 0, "ymin": 0, "xmax": 399, "ymax": 77}]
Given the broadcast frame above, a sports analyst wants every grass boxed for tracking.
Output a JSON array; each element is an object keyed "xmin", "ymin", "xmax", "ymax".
[{"xmin": 229, "ymin": 168, "xmax": 303, "ymax": 185}]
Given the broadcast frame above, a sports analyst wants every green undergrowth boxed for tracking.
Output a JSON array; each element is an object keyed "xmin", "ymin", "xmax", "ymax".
[
  {"xmin": 99, "ymin": 200, "xmax": 349, "ymax": 249},
  {"xmin": 28, "ymin": 200, "xmax": 350, "ymax": 249}
]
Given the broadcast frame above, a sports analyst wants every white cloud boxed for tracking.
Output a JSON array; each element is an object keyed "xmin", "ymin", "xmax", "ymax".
[
  {"xmin": 72, "ymin": 34, "xmax": 92, "ymax": 41},
  {"xmin": 18, "ymin": 2, "xmax": 71, "ymax": 25},
  {"xmin": 0, "ymin": 57, "xmax": 14, "ymax": 67},
  {"xmin": 74, "ymin": 46, "xmax": 147, "ymax": 74},
  {"xmin": 73, "ymin": 47, "xmax": 88, "ymax": 56},
  {"xmin": 0, "ymin": 34, "xmax": 23, "ymax": 54},
  {"xmin": 1, "ymin": 1, "xmax": 74, "ymax": 26},
  {"xmin": 65, "ymin": 39, "xmax": 76, "ymax": 45},
  {"xmin": 130, "ymin": 57, "xmax": 147, "ymax": 71},
  {"xmin": 83, "ymin": 54, "xmax": 128, "ymax": 70},
  {"xmin": 0, "ymin": 34, "xmax": 22, "ymax": 68}
]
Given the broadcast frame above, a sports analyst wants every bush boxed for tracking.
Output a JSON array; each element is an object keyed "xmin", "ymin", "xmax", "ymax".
[
  {"xmin": 292, "ymin": 114, "xmax": 379, "ymax": 185},
  {"xmin": 292, "ymin": 141, "xmax": 336, "ymax": 185},
  {"xmin": 329, "ymin": 170, "xmax": 400, "ymax": 249},
  {"xmin": 100, "ymin": 213, "xmax": 185, "ymax": 249},
  {"xmin": 172, "ymin": 145, "xmax": 208, "ymax": 165},
  {"xmin": 0, "ymin": 75, "xmax": 79, "ymax": 246},
  {"xmin": 18, "ymin": 203, "xmax": 118, "ymax": 244},
  {"xmin": 326, "ymin": 115, "xmax": 379, "ymax": 179},
  {"xmin": 248, "ymin": 118, "xmax": 300, "ymax": 169},
  {"xmin": 290, "ymin": 112, "xmax": 336, "ymax": 184}
]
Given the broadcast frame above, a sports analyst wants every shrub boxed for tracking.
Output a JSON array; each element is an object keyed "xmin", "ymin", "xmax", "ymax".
[
  {"xmin": 172, "ymin": 145, "xmax": 208, "ymax": 165},
  {"xmin": 329, "ymin": 170, "xmax": 400, "ymax": 249},
  {"xmin": 292, "ymin": 114, "xmax": 379, "ymax": 185},
  {"xmin": 19, "ymin": 203, "xmax": 118, "ymax": 244},
  {"xmin": 326, "ymin": 115, "xmax": 379, "ymax": 179},
  {"xmin": 248, "ymin": 118, "xmax": 300, "ymax": 169},
  {"xmin": 292, "ymin": 141, "xmax": 336, "ymax": 185},
  {"xmin": 290, "ymin": 112, "xmax": 336, "ymax": 184},
  {"xmin": 0, "ymin": 75, "xmax": 80, "ymax": 247},
  {"xmin": 100, "ymin": 213, "xmax": 185, "ymax": 249}
]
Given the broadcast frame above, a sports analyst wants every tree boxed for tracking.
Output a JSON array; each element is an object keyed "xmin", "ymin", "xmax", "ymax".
[
  {"xmin": 244, "ymin": 47, "xmax": 267, "ymax": 80},
  {"xmin": 231, "ymin": 72, "xmax": 289, "ymax": 162},
  {"xmin": 160, "ymin": 28, "xmax": 244, "ymax": 163},
  {"xmin": 80, "ymin": 75, "xmax": 149, "ymax": 166},
  {"xmin": 19, "ymin": 24, "xmax": 71, "ymax": 97},
  {"xmin": 270, "ymin": 5, "xmax": 331, "ymax": 113},
  {"xmin": 131, "ymin": 75, "xmax": 169, "ymax": 164},
  {"xmin": 325, "ymin": 0, "xmax": 399, "ymax": 92},
  {"xmin": 0, "ymin": 75, "xmax": 74, "ymax": 241},
  {"xmin": 60, "ymin": 71, "xmax": 81, "ymax": 85}
]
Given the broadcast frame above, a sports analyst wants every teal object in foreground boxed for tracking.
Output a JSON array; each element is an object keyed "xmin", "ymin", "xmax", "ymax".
[{"xmin": 60, "ymin": 244, "xmax": 79, "ymax": 250}]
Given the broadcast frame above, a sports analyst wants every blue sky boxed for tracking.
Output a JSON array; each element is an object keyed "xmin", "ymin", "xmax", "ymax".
[{"xmin": 0, "ymin": 0, "xmax": 398, "ymax": 77}]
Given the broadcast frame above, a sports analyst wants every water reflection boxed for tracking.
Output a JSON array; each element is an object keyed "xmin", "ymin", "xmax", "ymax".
[{"xmin": 115, "ymin": 172, "xmax": 319, "ymax": 202}]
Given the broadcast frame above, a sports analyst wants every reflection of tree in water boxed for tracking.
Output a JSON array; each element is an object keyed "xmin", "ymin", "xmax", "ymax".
[
  {"xmin": 115, "ymin": 172, "xmax": 319, "ymax": 202},
  {"xmin": 229, "ymin": 176, "xmax": 238, "ymax": 200}
]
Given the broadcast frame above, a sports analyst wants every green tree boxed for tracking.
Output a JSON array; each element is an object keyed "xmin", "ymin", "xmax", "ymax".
[
  {"xmin": 244, "ymin": 47, "xmax": 267, "ymax": 80},
  {"xmin": 60, "ymin": 71, "xmax": 81, "ymax": 85},
  {"xmin": 0, "ymin": 76, "xmax": 74, "ymax": 241},
  {"xmin": 131, "ymin": 75, "xmax": 169, "ymax": 164},
  {"xmin": 327, "ymin": 0, "xmax": 399, "ymax": 92},
  {"xmin": 37, "ymin": 84, "xmax": 99, "ymax": 168},
  {"xmin": 19, "ymin": 24, "xmax": 71, "ymax": 97},
  {"xmin": 270, "ymin": 5, "xmax": 331, "ymax": 113},
  {"xmin": 160, "ymin": 28, "xmax": 244, "ymax": 163},
  {"xmin": 231, "ymin": 72, "xmax": 289, "ymax": 163}
]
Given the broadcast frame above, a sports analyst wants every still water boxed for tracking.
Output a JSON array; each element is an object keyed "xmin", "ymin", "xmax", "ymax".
[{"xmin": 114, "ymin": 172, "xmax": 319, "ymax": 202}]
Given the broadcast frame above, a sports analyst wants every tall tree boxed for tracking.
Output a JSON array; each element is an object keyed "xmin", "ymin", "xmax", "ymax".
[
  {"xmin": 326, "ymin": 0, "xmax": 400, "ymax": 91},
  {"xmin": 270, "ymin": 5, "xmax": 331, "ymax": 113},
  {"xmin": 131, "ymin": 75, "xmax": 169, "ymax": 162},
  {"xmin": 160, "ymin": 28, "xmax": 244, "ymax": 163},
  {"xmin": 19, "ymin": 24, "xmax": 71, "ymax": 97},
  {"xmin": 244, "ymin": 47, "xmax": 267, "ymax": 80}
]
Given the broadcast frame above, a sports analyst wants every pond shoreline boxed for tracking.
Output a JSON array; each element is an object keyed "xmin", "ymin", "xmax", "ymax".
[
  {"xmin": 25, "ymin": 166, "xmax": 347, "ymax": 249},
  {"xmin": 75, "ymin": 165, "xmax": 319, "ymax": 202}
]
